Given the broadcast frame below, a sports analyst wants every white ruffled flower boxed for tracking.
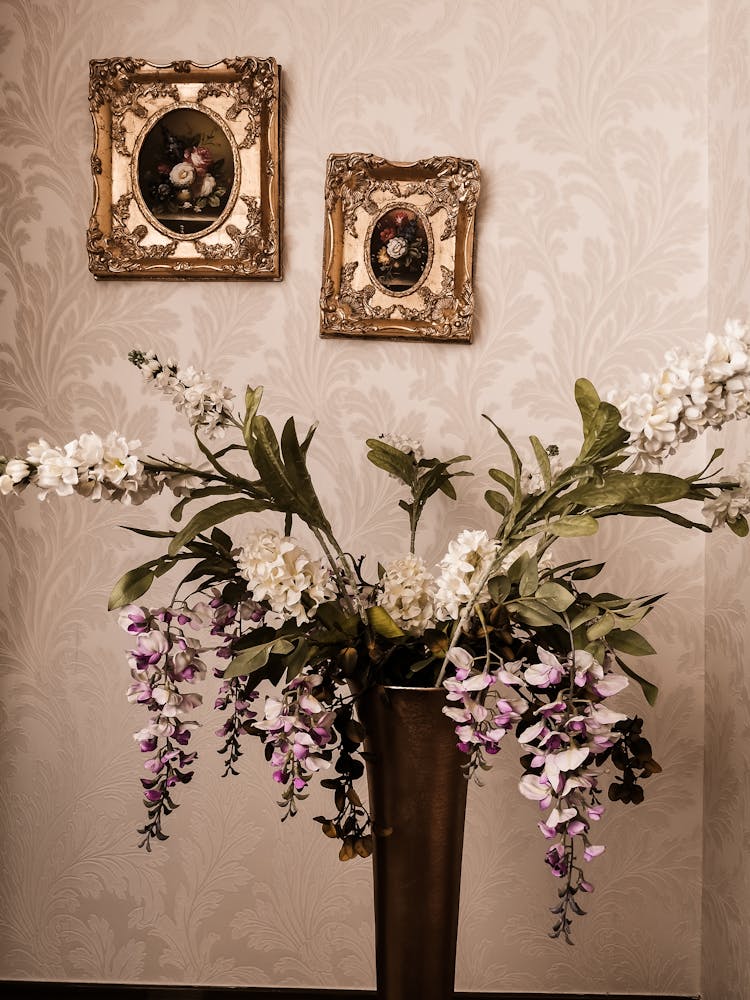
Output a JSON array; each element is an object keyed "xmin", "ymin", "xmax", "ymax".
[
  {"xmin": 378, "ymin": 553, "xmax": 437, "ymax": 635},
  {"xmin": 435, "ymin": 528, "xmax": 499, "ymax": 622},
  {"xmin": 35, "ymin": 441, "xmax": 79, "ymax": 499},
  {"xmin": 233, "ymin": 528, "xmax": 334, "ymax": 625}
]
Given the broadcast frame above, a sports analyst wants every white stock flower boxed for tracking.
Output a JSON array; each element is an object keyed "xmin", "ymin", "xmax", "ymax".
[
  {"xmin": 233, "ymin": 528, "xmax": 334, "ymax": 625},
  {"xmin": 378, "ymin": 553, "xmax": 437, "ymax": 635},
  {"xmin": 611, "ymin": 319, "xmax": 750, "ymax": 469},
  {"xmin": 378, "ymin": 432, "xmax": 424, "ymax": 462},
  {"xmin": 435, "ymin": 528, "xmax": 499, "ymax": 622},
  {"xmin": 130, "ymin": 351, "xmax": 235, "ymax": 439}
]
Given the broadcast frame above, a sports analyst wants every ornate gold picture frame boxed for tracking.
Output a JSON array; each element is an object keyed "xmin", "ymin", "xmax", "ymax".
[
  {"xmin": 320, "ymin": 153, "xmax": 480, "ymax": 342},
  {"xmin": 88, "ymin": 57, "xmax": 282, "ymax": 280}
]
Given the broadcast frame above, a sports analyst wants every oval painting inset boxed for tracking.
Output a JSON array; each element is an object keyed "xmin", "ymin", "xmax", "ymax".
[
  {"xmin": 135, "ymin": 106, "xmax": 236, "ymax": 238},
  {"xmin": 368, "ymin": 205, "xmax": 431, "ymax": 295}
]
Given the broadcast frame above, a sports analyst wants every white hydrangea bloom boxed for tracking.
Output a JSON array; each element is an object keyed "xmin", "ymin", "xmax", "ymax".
[
  {"xmin": 233, "ymin": 528, "xmax": 334, "ymax": 625},
  {"xmin": 435, "ymin": 528, "xmax": 499, "ymax": 622},
  {"xmin": 378, "ymin": 553, "xmax": 437, "ymax": 635}
]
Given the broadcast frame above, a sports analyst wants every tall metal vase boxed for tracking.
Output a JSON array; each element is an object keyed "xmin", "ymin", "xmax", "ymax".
[{"xmin": 356, "ymin": 685, "xmax": 468, "ymax": 1000}]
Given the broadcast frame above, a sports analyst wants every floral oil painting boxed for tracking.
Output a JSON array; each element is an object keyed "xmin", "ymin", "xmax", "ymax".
[
  {"xmin": 135, "ymin": 107, "xmax": 235, "ymax": 238},
  {"xmin": 367, "ymin": 205, "xmax": 432, "ymax": 295}
]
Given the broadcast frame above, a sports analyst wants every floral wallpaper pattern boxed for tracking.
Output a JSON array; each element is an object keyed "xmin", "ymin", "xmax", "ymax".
[
  {"xmin": 704, "ymin": 2, "xmax": 750, "ymax": 999},
  {"xmin": 0, "ymin": 0, "xmax": 745, "ymax": 994}
]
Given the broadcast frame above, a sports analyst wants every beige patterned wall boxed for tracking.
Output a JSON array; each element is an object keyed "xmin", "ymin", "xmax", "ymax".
[
  {"xmin": 0, "ymin": 0, "xmax": 741, "ymax": 994},
  {"xmin": 704, "ymin": 2, "xmax": 750, "ymax": 998}
]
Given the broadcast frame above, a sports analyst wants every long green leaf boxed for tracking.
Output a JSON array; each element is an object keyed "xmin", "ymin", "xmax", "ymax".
[
  {"xmin": 574, "ymin": 378, "xmax": 601, "ymax": 435},
  {"xmin": 529, "ymin": 435, "xmax": 552, "ymax": 490},
  {"xmin": 614, "ymin": 654, "xmax": 659, "ymax": 706},
  {"xmin": 168, "ymin": 498, "xmax": 268, "ymax": 557},
  {"xmin": 222, "ymin": 638, "xmax": 295, "ymax": 680},
  {"xmin": 564, "ymin": 471, "xmax": 691, "ymax": 508},
  {"xmin": 108, "ymin": 561, "xmax": 158, "ymax": 610},
  {"xmin": 281, "ymin": 417, "xmax": 331, "ymax": 531},
  {"xmin": 548, "ymin": 514, "xmax": 599, "ymax": 536},
  {"xmin": 367, "ymin": 606, "xmax": 404, "ymax": 638},
  {"xmin": 607, "ymin": 628, "xmax": 657, "ymax": 656}
]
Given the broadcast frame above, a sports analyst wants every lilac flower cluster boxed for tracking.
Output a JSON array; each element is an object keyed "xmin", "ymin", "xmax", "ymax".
[
  {"xmin": 443, "ymin": 643, "xmax": 633, "ymax": 942},
  {"xmin": 254, "ymin": 672, "xmax": 337, "ymax": 817},
  {"xmin": 442, "ymin": 648, "xmax": 527, "ymax": 778},
  {"xmin": 121, "ymin": 604, "xmax": 206, "ymax": 849},
  {"xmin": 121, "ymin": 592, "xmax": 267, "ymax": 847}
]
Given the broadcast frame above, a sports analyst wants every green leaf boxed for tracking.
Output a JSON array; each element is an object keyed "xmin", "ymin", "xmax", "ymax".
[
  {"xmin": 242, "ymin": 385, "xmax": 265, "ymax": 454},
  {"xmin": 564, "ymin": 471, "xmax": 691, "ymax": 508},
  {"xmin": 548, "ymin": 514, "xmax": 599, "ymax": 537},
  {"xmin": 529, "ymin": 435, "xmax": 552, "ymax": 491},
  {"xmin": 607, "ymin": 628, "xmax": 657, "ymax": 656},
  {"xmin": 280, "ymin": 417, "xmax": 330, "ymax": 530},
  {"xmin": 119, "ymin": 525, "xmax": 176, "ymax": 539},
  {"xmin": 506, "ymin": 598, "xmax": 565, "ymax": 629},
  {"xmin": 222, "ymin": 638, "xmax": 295, "ymax": 680},
  {"xmin": 168, "ymin": 498, "xmax": 268, "ymax": 557},
  {"xmin": 535, "ymin": 581, "xmax": 575, "ymax": 612},
  {"xmin": 574, "ymin": 378, "xmax": 601, "ymax": 435},
  {"xmin": 108, "ymin": 561, "xmax": 158, "ymax": 610},
  {"xmin": 485, "ymin": 489, "xmax": 510, "ymax": 516},
  {"xmin": 571, "ymin": 562, "xmax": 605, "ymax": 580},
  {"xmin": 575, "ymin": 400, "xmax": 629, "ymax": 464},
  {"xmin": 614, "ymin": 654, "xmax": 659, "ymax": 706},
  {"xmin": 519, "ymin": 558, "xmax": 539, "ymax": 598},
  {"xmin": 488, "ymin": 468, "xmax": 516, "ymax": 494},
  {"xmin": 591, "ymin": 503, "xmax": 711, "ymax": 532},
  {"xmin": 488, "ymin": 575, "xmax": 511, "ymax": 604},
  {"xmin": 568, "ymin": 605, "xmax": 600, "ymax": 630},
  {"xmin": 728, "ymin": 515, "xmax": 749, "ymax": 537},
  {"xmin": 170, "ymin": 485, "xmax": 239, "ymax": 523},
  {"xmin": 365, "ymin": 439, "xmax": 416, "ymax": 486},
  {"xmin": 367, "ymin": 606, "xmax": 405, "ymax": 638},
  {"xmin": 586, "ymin": 611, "xmax": 617, "ymax": 641}
]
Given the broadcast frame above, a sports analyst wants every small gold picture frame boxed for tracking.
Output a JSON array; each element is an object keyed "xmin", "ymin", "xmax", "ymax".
[
  {"xmin": 320, "ymin": 153, "xmax": 480, "ymax": 342},
  {"xmin": 88, "ymin": 57, "xmax": 282, "ymax": 280}
]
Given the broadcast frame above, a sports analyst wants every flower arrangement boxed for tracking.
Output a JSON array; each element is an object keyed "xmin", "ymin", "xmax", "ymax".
[
  {"xmin": 142, "ymin": 124, "xmax": 229, "ymax": 219},
  {"xmin": 2, "ymin": 321, "xmax": 750, "ymax": 944}
]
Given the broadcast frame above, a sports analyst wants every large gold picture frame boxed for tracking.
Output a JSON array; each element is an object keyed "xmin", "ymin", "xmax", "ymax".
[
  {"xmin": 88, "ymin": 57, "xmax": 282, "ymax": 280},
  {"xmin": 320, "ymin": 153, "xmax": 480, "ymax": 342}
]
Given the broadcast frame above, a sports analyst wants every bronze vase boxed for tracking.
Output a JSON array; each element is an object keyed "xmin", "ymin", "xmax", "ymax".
[{"xmin": 356, "ymin": 685, "xmax": 468, "ymax": 1000}]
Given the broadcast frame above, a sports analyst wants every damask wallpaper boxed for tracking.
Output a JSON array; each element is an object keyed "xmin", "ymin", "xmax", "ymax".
[
  {"xmin": 704, "ymin": 2, "xmax": 750, "ymax": 999},
  {"xmin": 0, "ymin": 0, "xmax": 746, "ymax": 996}
]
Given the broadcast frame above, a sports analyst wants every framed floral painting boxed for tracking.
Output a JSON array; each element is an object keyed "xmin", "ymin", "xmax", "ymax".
[
  {"xmin": 88, "ymin": 57, "xmax": 282, "ymax": 279},
  {"xmin": 320, "ymin": 153, "xmax": 480, "ymax": 342}
]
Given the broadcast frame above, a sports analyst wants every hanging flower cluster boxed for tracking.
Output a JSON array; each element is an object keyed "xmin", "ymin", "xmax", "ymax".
[
  {"xmin": 254, "ymin": 672, "xmax": 337, "ymax": 811},
  {"xmin": 611, "ymin": 318, "xmax": 750, "ymax": 470}
]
